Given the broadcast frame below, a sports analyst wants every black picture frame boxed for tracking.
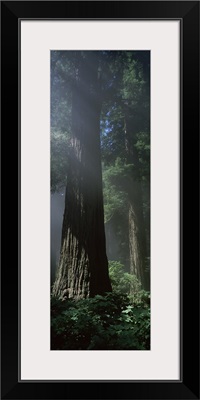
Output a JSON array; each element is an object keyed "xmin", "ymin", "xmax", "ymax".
[{"xmin": 1, "ymin": 1, "xmax": 199, "ymax": 399}]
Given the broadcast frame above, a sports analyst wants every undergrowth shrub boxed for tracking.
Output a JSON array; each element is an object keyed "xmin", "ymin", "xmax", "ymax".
[
  {"xmin": 108, "ymin": 260, "xmax": 150, "ymax": 306},
  {"xmin": 51, "ymin": 291, "xmax": 150, "ymax": 350}
]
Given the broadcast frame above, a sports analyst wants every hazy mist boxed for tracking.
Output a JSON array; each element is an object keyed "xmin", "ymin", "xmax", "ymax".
[{"xmin": 51, "ymin": 191, "xmax": 65, "ymax": 284}]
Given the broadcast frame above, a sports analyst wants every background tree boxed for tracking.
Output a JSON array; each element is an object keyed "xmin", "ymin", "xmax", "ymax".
[{"xmin": 101, "ymin": 51, "xmax": 150, "ymax": 290}]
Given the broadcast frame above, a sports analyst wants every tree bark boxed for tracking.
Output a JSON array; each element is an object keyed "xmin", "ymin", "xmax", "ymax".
[
  {"xmin": 128, "ymin": 180, "xmax": 149, "ymax": 290},
  {"xmin": 124, "ymin": 111, "xmax": 150, "ymax": 291},
  {"xmin": 52, "ymin": 53, "xmax": 112, "ymax": 299}
]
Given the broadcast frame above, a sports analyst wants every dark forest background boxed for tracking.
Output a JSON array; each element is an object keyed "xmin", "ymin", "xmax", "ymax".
[{"xmin": 51, "ymin": 51, "xmax": 150, "ymax": 350}]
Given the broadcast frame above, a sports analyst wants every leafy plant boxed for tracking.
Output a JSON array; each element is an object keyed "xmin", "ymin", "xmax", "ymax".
[{"xmin": 51, "ymin": 291, "xmax": 150, "ymax": 350}]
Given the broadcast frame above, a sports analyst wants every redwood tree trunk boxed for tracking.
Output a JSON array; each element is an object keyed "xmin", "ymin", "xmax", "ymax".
[
  {"xmin": 128, "ymin": 180, "xmax": 149, "ymax": 290},
  {"xmin": 52, "ymin": 53, "xmax": 112, "ymax": 299},
  {"xmin": 124, "ymin": 112, "xmax": 150, "ymax": 291}
]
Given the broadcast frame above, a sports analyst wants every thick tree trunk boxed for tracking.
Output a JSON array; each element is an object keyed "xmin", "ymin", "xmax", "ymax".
[{"xmin": 52, "ymin": 53, "xmax": 112, "ymax": 299}]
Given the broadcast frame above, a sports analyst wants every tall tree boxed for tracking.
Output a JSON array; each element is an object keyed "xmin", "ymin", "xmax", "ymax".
[
  {"xmin": 52, "ymin": 52, "xmax": 112, "ymax": 299},
  {"xmin": 122, "ymin": 53, "xmax": 150, "ymax": 290},
  {"xmin": 123, "ymin": 107, "xmax": 149, "ymax": 290},
  {"xmin": 101, "ymin": 52, "xmax": 150, "ymax": 290}
]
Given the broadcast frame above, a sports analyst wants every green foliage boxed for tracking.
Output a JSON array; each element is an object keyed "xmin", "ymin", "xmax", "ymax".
[
  {"xmin": 109, "ymin": 260, "xmax": 141, "ymax": 294},
  {"xmin": 51, "ymin": 128, "xmax": 70, "ymax": 192},
  {"xmin": 51, "ymin": 261, "xmax": 150, "ymax": 350},
  {"xmin": 51, "ymin": 292, "xmax": 150, "ymax": 350},
  {"xmin": 108, "ymin": 260, "xmax": 150, "ymax": 306},
  {"xmin": 103, "ymin": 158, "xmax": 133, "ymax": 223},
  {"xmin": 135, "ymin": 132, "xmax": 150, "ymax": 182}
]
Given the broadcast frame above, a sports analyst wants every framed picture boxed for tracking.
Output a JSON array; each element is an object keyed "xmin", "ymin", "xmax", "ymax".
[{"xmin": 1, "ymin": 1, "xmax": 199, "ymax": 399}]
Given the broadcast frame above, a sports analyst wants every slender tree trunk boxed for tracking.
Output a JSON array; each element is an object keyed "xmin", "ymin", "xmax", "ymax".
[
  {"xmin": 124, "ymin": 113, "xmax": 150, "ymax": 291},
  {"xmin": 128, "ymin": 180, "xmax": 149, "ymax": 290},
  {"xmin": 52, "ymin": 53, "xmax": 112, "ymax": 299}
]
